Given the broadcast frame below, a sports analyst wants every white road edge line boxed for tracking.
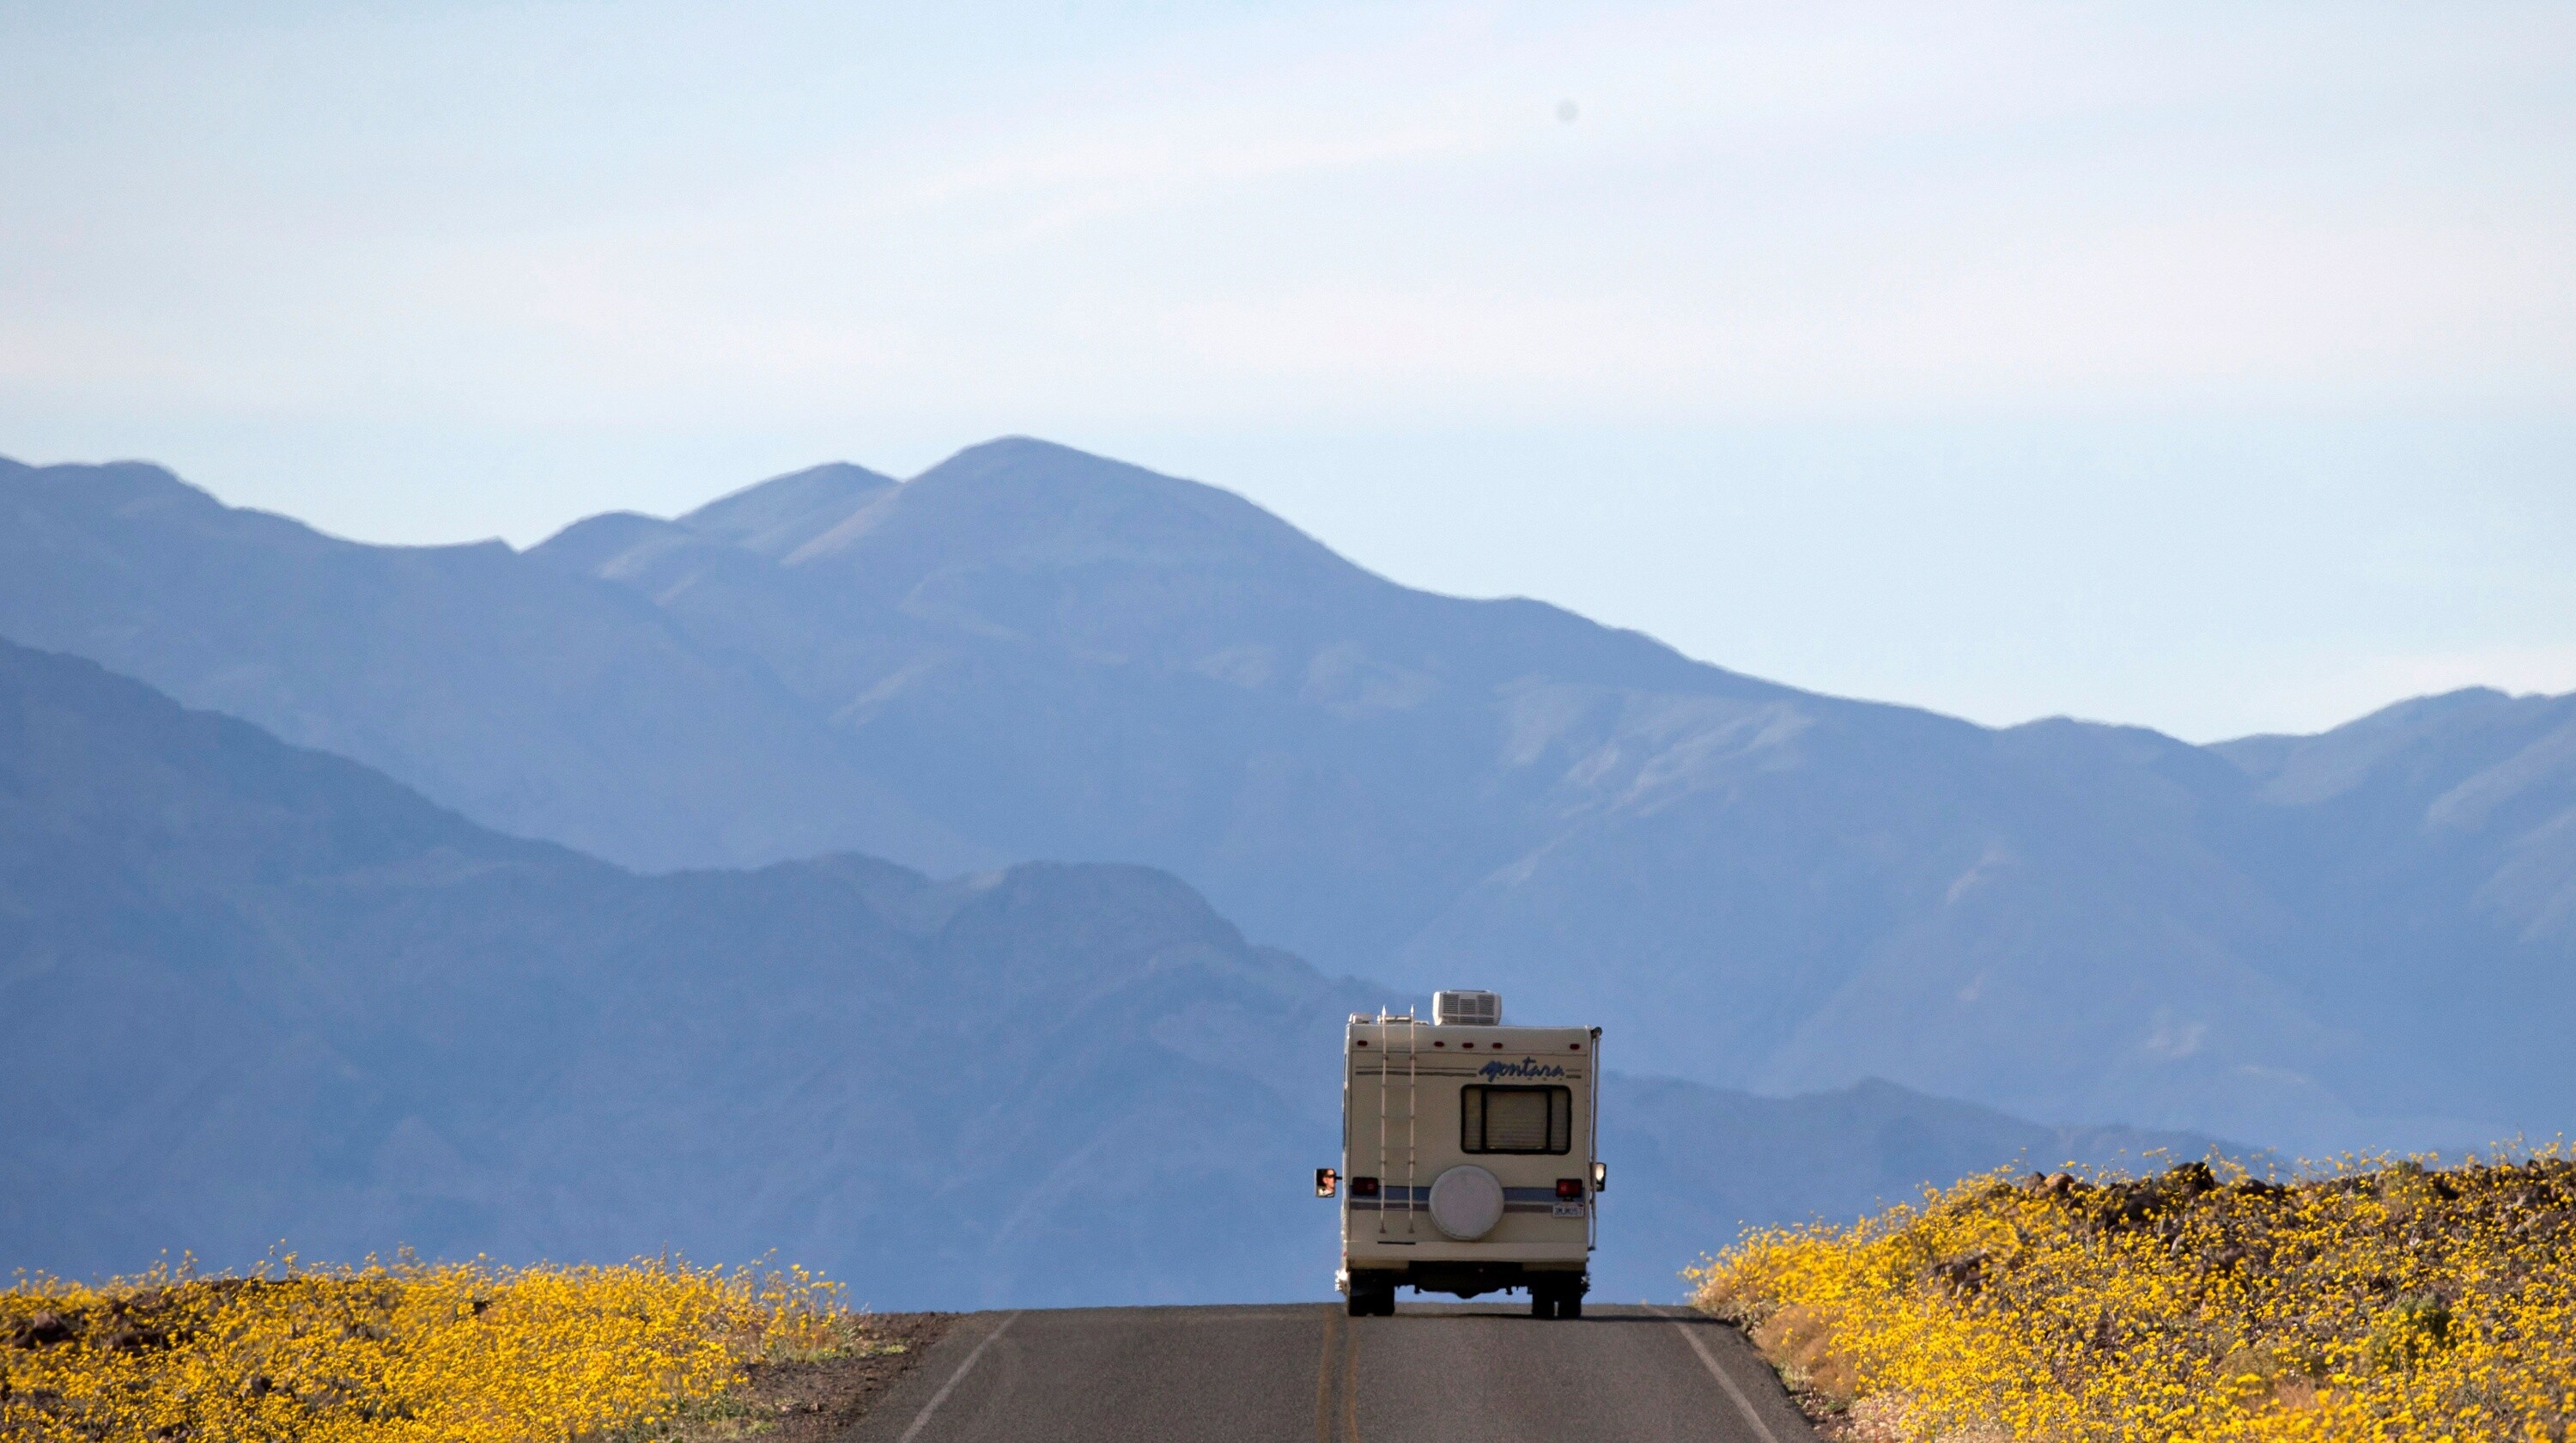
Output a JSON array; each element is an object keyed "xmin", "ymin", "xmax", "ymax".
[
  {"xmin": 896, "ymin": 1310, "xmax": 1020, "ymax": 1443},
  {"xmin": 1649, "ymin": 1305, "xmax": 1785, "ymax": 1443}
]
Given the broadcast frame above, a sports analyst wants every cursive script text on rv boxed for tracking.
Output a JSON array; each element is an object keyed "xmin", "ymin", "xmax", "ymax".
[{"xmin": 1479, "ymin": 1058, "xmax": 1569, "ymax": 1080}]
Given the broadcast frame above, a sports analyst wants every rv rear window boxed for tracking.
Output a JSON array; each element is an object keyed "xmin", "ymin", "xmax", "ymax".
[{"xmin": 1460, "ymin": 1086, "xmax": 1572, "ymax": 1154}]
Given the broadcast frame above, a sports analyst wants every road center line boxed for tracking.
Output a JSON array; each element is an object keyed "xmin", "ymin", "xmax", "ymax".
[
  {"xmin": 896, "ymin": 1310, "xmax": 1019, "ymax": 1443},
  {"xmin": 1649, "ymin": 1305, "xmax": 1784, "ymax": 1443},
  {"xmin": 1314, "ymin": 1306, "xmax": 1339, "ymax": 1443},
  {"xmin": 1340, "ymin": 1307, "xmax": 1362, "ymax": 1442}
]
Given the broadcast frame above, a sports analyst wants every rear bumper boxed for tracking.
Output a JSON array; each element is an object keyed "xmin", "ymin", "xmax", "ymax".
[{"xmin": 1339, "ymin": 1259, "xmax": 1588, "ymax": 1300}]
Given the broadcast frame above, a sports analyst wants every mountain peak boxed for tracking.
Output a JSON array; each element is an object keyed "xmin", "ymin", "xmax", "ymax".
[
  {"xmin": 3, "ymin": 454, "xmax": 225, "ymax": 521},
  {"xmin": 680, "ymin": 461, "xmax": 898, "ymax": 558},
  {"xmin": 2208, "ymin": 685, "xmax": 2567, "ymax": 811},
  {"xmin": 785, "ymin": 436, "xmax": 1352, "ymax": 581},
  {"xmin": 527, "ymin": 510, "xmax": 696, "ymax": 575}
]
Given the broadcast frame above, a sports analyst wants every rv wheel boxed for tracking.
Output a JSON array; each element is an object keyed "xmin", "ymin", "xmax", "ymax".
[
  {"xmin": 1528, "ymin": 1294, "xmax": 1555, "ymax": 1319},
  {"xmin": 1558, "ymin": 1295, "xmax": 1583, "ymax": 1319}
]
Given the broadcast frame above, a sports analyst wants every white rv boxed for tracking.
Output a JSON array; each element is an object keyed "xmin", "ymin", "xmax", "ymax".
[{"xmin": 1316, "ymin": 989, "xmax": 1603, "ymax": 1318}]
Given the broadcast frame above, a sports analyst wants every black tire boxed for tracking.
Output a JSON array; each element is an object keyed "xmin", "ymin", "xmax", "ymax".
[
  {"xmin": 1528, "ymin": 1293, "xmax": 1556, "ymax": 1319},
  {"xmin": 1558, "ymin": 1294, "xmax": 1583, "ymax": 1319},
  {"xmin": 1347, "ymin": 1292, "xmax": 1370, "ymax": 1317}
]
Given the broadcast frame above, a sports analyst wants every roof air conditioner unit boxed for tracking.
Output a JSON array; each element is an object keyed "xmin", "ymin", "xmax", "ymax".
[{"xmin": 1432, "ymin": 989, "xmax": 1501, "ymax": 1027}]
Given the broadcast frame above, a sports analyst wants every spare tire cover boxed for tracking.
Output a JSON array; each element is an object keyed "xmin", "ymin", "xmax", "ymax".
[{"xmin": 1428, "ymin": 1165, "xmax": 1506, "ymax": 1240}]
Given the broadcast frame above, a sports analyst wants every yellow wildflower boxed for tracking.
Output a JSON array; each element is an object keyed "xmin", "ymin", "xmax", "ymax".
[
  {"xmin": 1692, "ymin": 1152, "xmax": 2576, "ymax": 1443},
  {"xmin": 1, "ymin": 1254, "xmax": 862, "ymax": 1442}
]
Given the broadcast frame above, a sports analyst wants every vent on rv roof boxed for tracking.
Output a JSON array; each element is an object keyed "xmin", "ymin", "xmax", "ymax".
[{"xmin": 1433, "ymin": 990, "xmax": 1501, "ymax": 1027}]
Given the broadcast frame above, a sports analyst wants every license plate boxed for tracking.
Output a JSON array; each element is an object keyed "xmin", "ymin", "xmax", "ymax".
[{"xmin": 1552, "ymin": 1201, "xmax": 1585, "ymax": 1217}]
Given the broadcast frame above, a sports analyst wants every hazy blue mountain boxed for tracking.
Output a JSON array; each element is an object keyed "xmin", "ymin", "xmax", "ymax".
[
  {"xmin": 0, "ymin": 638, "xmax": 2228, "ymax": 1306},
  {"xmin": 528, "ymin": 438, "xmax": 1753, "ymax": 974},
  {"xmin": 2203, "ymin": 688, "xmax": 2576, "ymax": 1132},
  {"xmin": 0, "ymin": 454, "xmax": 989, "ymax": 876},
  {"xmin": 0, "ymin": 635, "xmax": 1359, "ymax": 1306},
  {"xmin": 531, "ymin": 441, "xmax": 2576, "ymax": 1153},
  {"xmin": 6, "ymin": 442, "xmax": 2572, "ymax": 1154}
]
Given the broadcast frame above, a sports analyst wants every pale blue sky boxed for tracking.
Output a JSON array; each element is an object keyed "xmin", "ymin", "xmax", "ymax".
[{"xmin": 3, "ymin": 1, "xmax": 2570, "ymax": 739}]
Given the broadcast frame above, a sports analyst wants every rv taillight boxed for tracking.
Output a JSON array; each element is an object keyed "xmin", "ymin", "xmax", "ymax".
[
  {"xmin": 1352, "ymin": 1176, "xmax": 1381, "ymax": 1197},
  {"xmin": 1556, "ymin": 1178, "xmax": 1583, "ymax": 1199}
]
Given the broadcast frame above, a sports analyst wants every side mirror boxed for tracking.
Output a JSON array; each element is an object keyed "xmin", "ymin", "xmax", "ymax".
[
  {"xmin": 1316, "ymin": 1167, "xmax": 1340, "ymax": 1198},
  {"xmin": 1591, "ymin": 1161, "xmax": 1607, "ymax": 1194}
]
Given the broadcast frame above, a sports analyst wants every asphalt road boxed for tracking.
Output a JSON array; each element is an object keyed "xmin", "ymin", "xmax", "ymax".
[{"xmin": 840, "ymin": 1302, "xmax": 1820, "ymax": 1443}]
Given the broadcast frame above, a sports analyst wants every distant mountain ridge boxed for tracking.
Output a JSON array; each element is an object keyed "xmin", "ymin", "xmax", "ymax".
[
  {"xmin": 0, "ymin": 637, "xmax": 2227, "ymax": 1305},
  {"xmin": 0, "ymin": 454, "xmax": 988, "ymax": 874},
  {"xmin": 4, "ymin": 441, "xmax": 2571, "ymax": 1154}
]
